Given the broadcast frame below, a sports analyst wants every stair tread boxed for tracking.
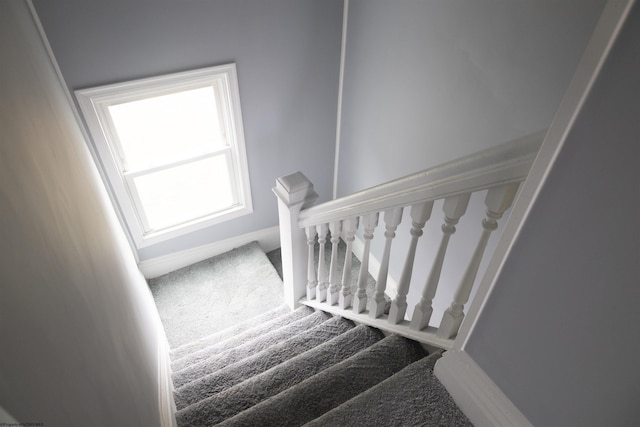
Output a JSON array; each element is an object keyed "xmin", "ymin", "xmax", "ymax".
[
  {"xmin": 172, "ymin": 310, "xmax": 331, "ymax": 388},
  {"xmin": 173, "ymin": 315, "xmax": 355, "ymax": 410},
  {"xmin": 216, "ymin": 334, "xmax": 426, "ymax": 427},
  {"xmin": 175, "ymin": 324, "xmax": 384, "ymax": 427},
  {"xmin": 152, "ymin": 241, "xmax": 284, "ymax": 348},
  {"xmin": 169, "ymin": 304, "xmax": 290, "ymax": 361},
  {"xmin": 171, "ymin": 305, "xmax": 313, "ymax": 372},
  {"xmin": 304, "ymin": 350, "xmax": 472, "ymax": 427}
]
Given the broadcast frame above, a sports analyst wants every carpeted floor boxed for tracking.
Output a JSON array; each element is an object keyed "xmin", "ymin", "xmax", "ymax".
[
  {"xmin": 148, "ymin": 242, "xmax": 284, "ymax": 348},
  {"xmin": 173, "ymin": 314, "xmax": 355, "ymax": 410},
  {"xmin": 171, "ymin": 306, "xmax": 472, "ymax": 427},
  {"xmin": 151, "ymin": 242, "xmax": 471, "ymax": 426},
  {"xmin": 172, "ymin": 310, "xmax": 332, "ymax": 388}
]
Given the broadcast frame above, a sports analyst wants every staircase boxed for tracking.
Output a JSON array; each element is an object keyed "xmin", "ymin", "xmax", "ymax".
[
  {"xmin": 159, "ymin": 134, "xmax": 546, "ymax": 426},
  {"xmin": 169, "ymin": 305, "xmax": 471, "ymax": 426}
]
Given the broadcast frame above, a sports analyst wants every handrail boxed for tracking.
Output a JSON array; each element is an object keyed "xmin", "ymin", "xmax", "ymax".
[
  {"xmin": 298, "ymin": 131, "xmax": 545, "ymax": 228},
  {"xmin": 275, "ymin": 130, "xmax": 546, "ymax": 344}
]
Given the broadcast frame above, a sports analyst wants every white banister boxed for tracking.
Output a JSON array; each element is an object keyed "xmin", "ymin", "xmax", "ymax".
[
  {"xmin": 327, "ymin": 220, "xmax": 343, "ymax": 305},
  {"xmin": 437, "ymin": 182, "xmax": 520, "ymax": 339},
  {"xmin": 369, "ymin": 207, "xmax": 403, "ymax": 318},
  {"xmin": 298, "ymin": 132, "xmax": 543, "ymax": 229},
  {"xmin": 305, "ymin": 226, "xmax": 318, "ymax": 300},
  {"xmin": 273, "ymin": 172, "xmax": 318, "ymax": 309},
  {"xmin": 353, "ymin": 213, "xmax": 379, "ymax": 313},
  {"xmin": 410, "ymin": 193, "xmax": 471, "ymax": 331},
  {"xmin": 339, "ymin": 217, "xmax": 358, "ymax": 309},
  {"xmin": 276, "ymin": 132, "xmax": 543, "ymax": 345},
  {"xmin": 388, "ymin": 202, "xmax": 434, "ymax": 324},
  {"xmin": 315, "ymin": 223, "xmax": 329, "ymax": 302}
]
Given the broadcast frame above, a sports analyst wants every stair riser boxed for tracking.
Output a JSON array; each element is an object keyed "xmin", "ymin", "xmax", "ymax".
[
  {"xmin": 174, "ymin": 316, "xmax": 355, "ymax": 409},
  {"xmin": 176, "ymin": 324, "xmax": 384, "ymax": 426},
  {"xmin": 172, "ymin": 310, "xmax": 331, "ymax": 388}
]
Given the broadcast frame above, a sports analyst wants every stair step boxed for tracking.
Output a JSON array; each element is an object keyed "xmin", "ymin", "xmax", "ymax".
[
  {"xmin": 304, "ymin": 350, "xmax": 472, "ymax": 426},
  {"xmin": 172, "ymin": 309, "xmax": 331, "ymax": 388},
  {"xmin": 216, "ymin": 334, "xmax": 426, "ymax": 427},
  {"xmin": 174, "ymin": 315, "xmax": 355, "ymax": 410},
  {"xmin": 169, "ymin": 304, "xmax": 289, "ymax": 361},
  {"xmin": 171, "ymin": 305, "xmax": 313, "ymax": 372},
  {"xmin": 151, "ymin": 241, "xmax": 284, "ymax": 348},
  {"xmin": 175, "ymin": 324, "xmax": 384, "ymax": 427},
  {"xmin": 164, "ymin": 244, "xmax": 469, "ymax": 427}
]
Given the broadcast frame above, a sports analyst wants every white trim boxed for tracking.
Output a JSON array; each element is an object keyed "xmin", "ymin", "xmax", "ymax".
[
  {"xmin": 139, "ymin": 226, "xmax": 281, "ymax": 278},
  {"xmin": 351, "ymin": 235, "xmax": 398, "ymax": 300},
  {"xmin": 333, "ymin": 0, "xmax": 349, "ymax": 199},
  {"xmin": 434, "ymin": 350, "xmax": 533, "ymax": 427},
  {"xmin": 453, "ymin": 0, "xmax": 635, "ymax": 351},
  {"xmin": 157, "ymin": 333, "xmax": 177, "ymax": 427}
]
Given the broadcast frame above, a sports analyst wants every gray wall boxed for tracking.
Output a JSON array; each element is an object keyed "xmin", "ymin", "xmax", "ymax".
[
  {"xmin": 32, "ymin": 0, "xmax": 343, "ymax": 261},
  {"xmin": 466, "ymin": 3, "xmax": 640, "ymax": 425},
  {"xmin": 337, "ymin": 0, "xmax": 605, "ymax": 324},
  {"xmin": 0, "ymin": 2, "xmax": 163, "ymax": 425},
  {"xmin": 337, "ymin": 0, "xmax": 606, "ymax": 193}
]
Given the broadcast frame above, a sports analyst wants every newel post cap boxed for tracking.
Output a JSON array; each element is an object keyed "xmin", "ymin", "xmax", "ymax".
[{"xmin": 273, "ymin": 171, "xmax": 319, "ymax": 207}]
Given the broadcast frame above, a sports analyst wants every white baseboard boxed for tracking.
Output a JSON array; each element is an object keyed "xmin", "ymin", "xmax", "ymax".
[
  {"xmin": 139, "ymin": 226, "xmax": 280, "ymax": 279},
  {"xmin": 351, "ymin": 236, "xmax": 398, "ymax": 300},
  {"xmin": 434, "ymin": 349, "xmax": 533, "ymax": 427},
  {"xmin": 157, "ymin": 334, "xmax": 177, "ymax": 427}
]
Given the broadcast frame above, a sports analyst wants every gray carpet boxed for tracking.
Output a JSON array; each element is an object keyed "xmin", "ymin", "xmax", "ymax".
[
  {"xmin": 169, "ymin": 304, "xmax": 289, "ymax": 361},
  {"xmin": 159, "ymin": 242, "xmax": 471, "ymax": 426},
  {"xmin": 171, "ymin": 306, "xmax": 313, "ymax": 372},
  {"xmin": 217, "ymin": 334, "xmax": 426, "ymax": 427},
  {"xmin": 175, "ymin": 322, "xmax": 385, "ymax": 427},
  {"xmin": 172, "ymin": 310, "xmax": 331, "ymax": 388},
  {"xmin": 174, "ymin": 315, "xmax": 355, "ymax": 410},
  {"xmin": 149, "ymin": 241, "xmax": 284, "ymax": 348},
  {"xmin": 305, "ymin": 350, "xmax": 472, "ymax": 427}
]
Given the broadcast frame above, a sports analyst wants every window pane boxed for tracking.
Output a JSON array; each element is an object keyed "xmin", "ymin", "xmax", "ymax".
[
  {"xmin": 109, "ymin": 86, "xmax": 225, "ymax": 170},
  {"xmin": 133, "ymin": 155, "xmax": 235, "ymax": 231}
]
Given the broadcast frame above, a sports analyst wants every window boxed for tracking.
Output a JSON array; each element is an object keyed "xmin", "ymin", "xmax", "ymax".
[{"xmin": 77, "ymin": 64, "xmax": 252, "ymax": 248}]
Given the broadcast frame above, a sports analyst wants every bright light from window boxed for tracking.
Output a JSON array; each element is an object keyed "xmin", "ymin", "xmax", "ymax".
[
  {"xmin": 108, "ymin": 84, "xmax": 236, "ymax": 232},
  {"xmin": 134, "ymin": 155, "xmax": 234, "ymax": 231},
  {"xmin": 108, "ymin": 87, "xmax": 226, "ymax": 171}
]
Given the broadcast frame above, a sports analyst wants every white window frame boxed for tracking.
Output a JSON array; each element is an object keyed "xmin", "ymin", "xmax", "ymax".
[{"xmin": 76, "ymin": 64, "xmax": 252, "ymax": 248}]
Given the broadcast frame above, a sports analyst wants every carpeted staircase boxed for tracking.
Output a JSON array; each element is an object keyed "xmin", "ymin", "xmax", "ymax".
[
  {"xmin": 169, "ymin": 305, "xmax": 472, "ymax": 426},
  {"xmin": 151, "ymin": 242, "xmax": 471, "ymax": 425}
]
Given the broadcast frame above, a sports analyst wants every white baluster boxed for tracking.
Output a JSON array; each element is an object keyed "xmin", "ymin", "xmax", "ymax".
[
  {"xmin": 369, "ymin": 207, "xmax": 403, "ymax": 318},
  {"xmin": 315, "ymin": 224, "xmax": 329, "ymax": 302},
  {"xmin": 410, "ymin": 193, "xmax": 470, "ymax": 331},
  {"xmin": 388, "ymin": 201, "xmax": 434, "ymax": 324},
  {"xmin": 305, "ymin": 226, "xmax": 317, "ymax": 300},
  {"xmin": 327, "ymin": 220, "xmax": 343, "ymax": 305},
  {"xmin": 339, "ymin": 217, "xmax": 358, "ymax": 309},
  {"xmin": 353, "ymin": 213, "xmax": 379, "ymax": 313},
  {"xmin": 438, "ymin": 183, "xmax": 520, "ymax": 339}
]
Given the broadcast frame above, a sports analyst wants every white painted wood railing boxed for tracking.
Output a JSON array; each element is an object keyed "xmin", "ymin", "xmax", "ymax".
[{"xmin": 274, "ymin": 132, "xmax": 543, "ymax": 348}]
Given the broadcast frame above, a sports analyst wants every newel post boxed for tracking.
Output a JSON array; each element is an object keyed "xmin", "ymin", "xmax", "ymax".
[{"xmin": 273, "ymin": 172, "xmax": 319, "ymax": 310}]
